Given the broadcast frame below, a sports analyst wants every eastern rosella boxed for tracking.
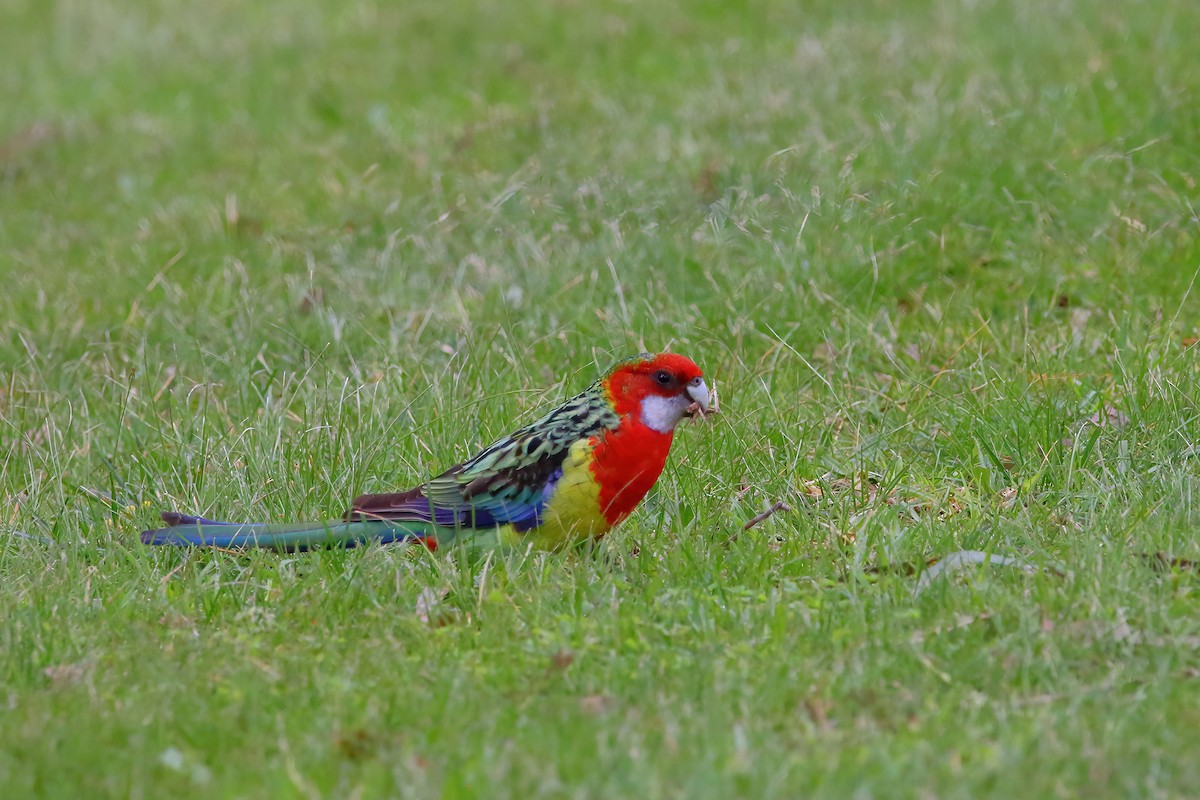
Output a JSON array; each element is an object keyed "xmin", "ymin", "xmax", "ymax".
[{"xmin": 141, "ymin": 353, "xmax": 710, "ymax": 552}]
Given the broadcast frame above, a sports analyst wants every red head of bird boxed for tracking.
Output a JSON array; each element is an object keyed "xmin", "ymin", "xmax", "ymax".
[{"xmin": 602, "ymin": 353, "xmax": 710, "ymax": 433}]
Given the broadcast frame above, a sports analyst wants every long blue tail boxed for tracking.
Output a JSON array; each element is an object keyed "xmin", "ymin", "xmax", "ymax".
[{"xmin": 141, "ymin": 512, "xmax": 439, "ymax": 552}]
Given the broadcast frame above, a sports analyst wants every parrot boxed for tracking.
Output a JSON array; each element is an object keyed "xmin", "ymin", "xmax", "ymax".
[{"xmin": 141, "ymin": 352, "xmax": 711, "ymax": 552}]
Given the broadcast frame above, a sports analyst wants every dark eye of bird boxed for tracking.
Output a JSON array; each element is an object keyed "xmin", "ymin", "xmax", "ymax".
[{"xmin": 653, "ymin": 370, "xmax": 672, "ymax": 385}]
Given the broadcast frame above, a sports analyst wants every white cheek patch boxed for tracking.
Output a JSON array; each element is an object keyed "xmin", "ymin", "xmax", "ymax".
[{"xmin": 640, "ymin": 395, "xmax": 686, "ymax": 433}]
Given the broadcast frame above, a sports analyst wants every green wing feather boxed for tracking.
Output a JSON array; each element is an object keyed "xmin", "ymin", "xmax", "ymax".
[{"xmin": 351, "ymin": 382, "xmax": 621, "ymax": 531}]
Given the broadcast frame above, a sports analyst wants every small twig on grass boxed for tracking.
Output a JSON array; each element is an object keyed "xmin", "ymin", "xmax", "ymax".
[
  {"xmin": 743, "ymin": 501, "xmax": 792, "ymax": 531},
  {"xmin": 160, "ymin": 560, "xmax": 188, "ymax": 584},
  {"xmin": 724, "ymin": 500, "xmax": 792, "ymax": 546}
]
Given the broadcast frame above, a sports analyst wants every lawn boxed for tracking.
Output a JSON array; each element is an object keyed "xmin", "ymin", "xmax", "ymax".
[{"xmin": 3, "ymin": 0, "xmax": 1200, "ymax": 796}]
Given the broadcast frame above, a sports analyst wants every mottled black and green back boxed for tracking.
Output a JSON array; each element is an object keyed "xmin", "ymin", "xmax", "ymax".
[{"xmin": 350, "ymin": 380, "xmax": 621, "ymax": 531}]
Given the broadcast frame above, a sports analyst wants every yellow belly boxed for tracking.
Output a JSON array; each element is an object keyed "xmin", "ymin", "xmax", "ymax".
[{"xmin": 499, "ymin": 437, "xmax": 607, "ymax": 551}]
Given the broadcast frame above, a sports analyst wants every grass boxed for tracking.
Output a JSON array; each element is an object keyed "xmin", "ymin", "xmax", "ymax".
[{"xmin": 3, "ymin": 0, "xmax": 1200, "ymax": 795}]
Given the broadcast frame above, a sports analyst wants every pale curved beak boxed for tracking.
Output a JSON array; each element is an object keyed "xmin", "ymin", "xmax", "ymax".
[{"xmin": 686, "ymin": 378, "xmax": 710, "ymax": 411}]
